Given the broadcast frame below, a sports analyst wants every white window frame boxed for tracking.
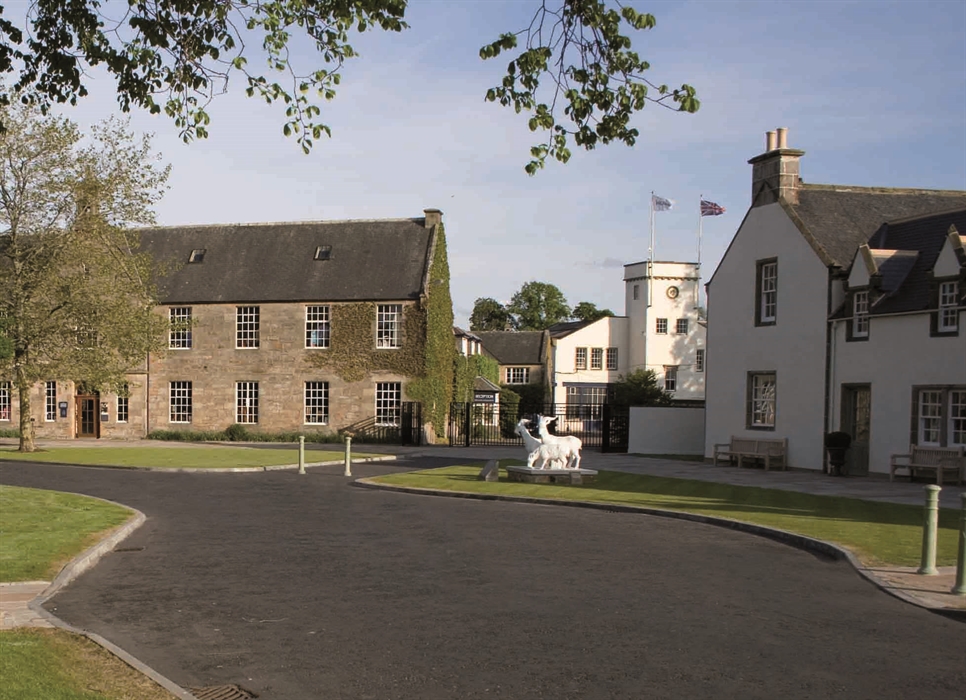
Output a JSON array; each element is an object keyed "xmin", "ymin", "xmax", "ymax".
[
  {"xmin": 759, "ymin": 261, "xmax": 777, "ymax": 323},
  {"xmin": 0, "ymin": 381, "xmax": 10, "ymax": 421},
  {"xmin": 675, "ymin": 318, "xmax": 689, "ymax": 335},
  {"xmin": 695, "ymin": 349, "xmax": 705, "ymax": 373},
  {"xmin": 506, "ymin": 367, "xmax": 530, "ymax": 384},
  {"xmin": 574, "ymin": 347, "xmax": 587, "ymax": 370},
  {"xmin": 236, "ymin": 306, "xmax": 260, "ymax": 349},
  {"xmin": 304, "ymin": 381, "xmax": 329, "ymax": 425},
  {"xmin": 376, "ymin": 304, "xmax": 402, "ymax": 349},
  {"xmin": 749, "ymin": 373, "xmax": 776, "ymax": 429},
  {"xmin": 45, "ymin": 381, "xmax": 56, "ymax": 421},
  {"xmin": 939, "ymin": 281, "xmax": 959, "ymax": 332},
  {"xmin": 918, "ymin": 390, "xmax": 943, "ymax": 446},
  {"xmin": 590, "ymin": 348, "xmax": 603, "ymax": 370},
  {"xmin": 950, "ymin": 390, "xmax": 966, "ymax": 447},
  {"xmin": 169, "ymin": 381, "xmax": 192, "ymax": 423},
  {"xmin": 305, "ymin": 305, "xmax": 330, "ymax": 349},
  {"xmin": 236, "ymin": 381, "xmax": 259, "ymax": 424},
  {"xmin": 169, "ymin": 307, "xmax": 192, "ymax": 349},
  {"xmin": 656, "ymin": 318, "xmax": 668, "ymax": 335},
  {"xmin": 606, "ymin": 347, "xmax": 618, "ymax": 371},
  {"xmin": 375, "ymin": 382, "xmax": 401, "ymax": 426},
  {"xmin": 116, "ymin": 384, "xmax": 129, "ymax": 423},
  {"xmin": 853, "ymin": 291, "xmax": 869, "ymax": 338},
  {"xmin": 663, "ymin": 366, "xmax": 678, "ymax": 392}
]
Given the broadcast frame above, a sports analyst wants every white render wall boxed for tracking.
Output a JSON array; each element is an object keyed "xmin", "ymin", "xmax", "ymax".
[
  {"xmin": 550, "ymin": 317, "xmax": 629, "ymax": 405},
  {"xmin": 704, "ymin": 203, "xmax": 830, "ymax": 470},
  {"xmin": 623, "ymin": 261, "xmax": 706, "ymax": 400},
  {"xmin": 830, "ymin": 313, "xmax": 966, "ymax": 475},
  {"xmin": 628, "ymin": 406, "xmax": 705, "ymax": 455}
]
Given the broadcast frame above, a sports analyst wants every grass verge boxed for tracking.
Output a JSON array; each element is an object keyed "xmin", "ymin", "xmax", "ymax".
[
  {"xmin": 0, "ymin": 445, "xmax": 372, "ymax": 469},
  {"xmin": 0, "ymin": 485, "xmax": 132, "ymax": 582},
  {"xmin": 0, "ymin": 628, "xmax": 177, "ymax": 700},
  {"xmin": 371, "ymin": 464, "xmax": 961, "ymax": 567}
]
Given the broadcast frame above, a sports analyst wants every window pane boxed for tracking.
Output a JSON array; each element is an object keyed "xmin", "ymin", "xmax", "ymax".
[
  {"xmin": 575, "ymin": 347, "xmax": 587, "ymax": 370},
  {"xmin": 939, "ymin": 282, "xmax": 959, "ymax": 331},
  {"xmin": 760, "ymin": 262, "xmax": 777, "ymax": 322},
  {"xmin": 606, "ymin": 347, "xmax": 618, "ymax": 370},
  {"xmin": 236, "ymin": 306, "xmax": 260, "ymax": 348},
  {"xmin": 169, "ymin": 307, "xmax": 192, "ymax": 349},
  {"xmin": 676, "ymin": 318, "xmax": 689, "ymax": 334},
  {"xmin": 590, "ymin": 348, "xmax": 603, "ymax": 370},
  {"xmin": 506, "ymin": 367, "xmax": 529, "ymax": 384},
  {"xmin": 377, "ymin": 305, "xmax": 402, "ymax": 348},
  {"xmin": 305, "ymin": 381, "xmax": 329, "ymax": 424},
  {"xmin": 116, "ymin": 384, "xmax": 129, "ymax": 423},
  {"xmin": 236, "ymin": 381, "xmax": 259, "ymax": 424},
  {"xmin": 656, "ymin": 318, "xmax": 668, "ymax": 334},
  {"xmin": 0, "ymin": 381, "xmax": 10, "ymax": 421},
  {"xmin": 664, "ymin": 366, "xmax": 677, "ymax": 392},
  {"xmin": 376, "ymin": 382, "xmax": 401, "ymax": 426},
  {"xmin": 853, "ymin": 291, "xmax": 869, "ymax": 336},
  {"xmin": 170, "ymin": 381, "xmax": 192, "ymax": 423},
  {"xmin": 305, "ymin": 306, "xmax": 331, "ymax": 348},
  {"xmin": 695, "ymin": 349, "xmax": 705, "ymax": 372},
  {"xmin": 950, "ymin": 390, "xmax": 966, "ymax": 446},
  {"xmin": 750, "ymin": 373, "xmax": 776, "ymax": 427},
  {"xmin": 45, "ymin": 381, "xmax": 56, "ymax": 421}
]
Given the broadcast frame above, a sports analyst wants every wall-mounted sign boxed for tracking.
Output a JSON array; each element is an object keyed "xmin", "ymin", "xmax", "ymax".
[
  {"xmin": 473, "ymin": 391, "xmax": 497, "ymax": 404},
  {"xmin": 58, "ymin": 401, "xmax": 68, "ymax": 418}
]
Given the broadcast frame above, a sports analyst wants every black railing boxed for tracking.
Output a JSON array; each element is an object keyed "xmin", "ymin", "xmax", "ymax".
[{"xmin": 341, "ymin": 402, "xmax": 422, "ymax": 445}]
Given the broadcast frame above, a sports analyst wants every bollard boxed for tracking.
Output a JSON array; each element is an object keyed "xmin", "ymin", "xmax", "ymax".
[
  {"xmin": 953, "ymin": 493, "xmax": 966, "ymax": 596},
  {"xmin": 917, "ymin": 485, "xmax": 941, "ymax": 575},
  {"xmin": 298, "ymin": 435, "xmax": 305, "ymax": 475},
  {"xmin": 344, "ymin": 435, "xmax": 352, "ymax": 477}
]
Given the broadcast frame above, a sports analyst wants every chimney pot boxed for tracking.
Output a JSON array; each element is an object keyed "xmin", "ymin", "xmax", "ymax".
[
  {"xmin": 766, "ymin": 131, "xmax": 777, "ymax": 151},
  {"xmin": 423, "ymin": 208, "xmax": 442, "ymax": 229},
  {"xmin": 776, "ymin": 127, "xmax": 788, "ymax": 149}
]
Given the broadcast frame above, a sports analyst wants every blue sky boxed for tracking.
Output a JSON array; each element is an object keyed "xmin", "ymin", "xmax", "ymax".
[{"xmin": 18, "ymin": 0, "xmax": 966, "ymax": 326}]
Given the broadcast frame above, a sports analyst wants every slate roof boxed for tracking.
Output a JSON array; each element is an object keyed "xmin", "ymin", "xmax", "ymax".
[
  {"xmin": 475, "ymin": 331, "xmax": 547, "ymax": 365},
  {"xmin": 788, "ymin": 185, "xmax": 966, "ymax": 268},
  {"xmin": 547, "ymin": 320, "xmax": 593, "ymax": 339},
  {"xmin": 867, "ymin": 208, "xmax": 966, "ymax": 315},
  {"xmin": 869, "ymin": 250, "xmax": 918, "ymax": 295},
  {"xmin": 473, "ymin": 376, "xmax": 502, "ymax": 393},
  {"xmin": 138, "ymin": 218, "xmax": 435, "ymax": 304}
]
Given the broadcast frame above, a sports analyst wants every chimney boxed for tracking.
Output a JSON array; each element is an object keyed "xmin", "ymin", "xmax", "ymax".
[
  {"xmin": 423, "ymin": 208, "xmax": 442, "ymax": 229},
  {"xmin": 747, "ymin": 127, "xmax": 805, "ymax": 207}
]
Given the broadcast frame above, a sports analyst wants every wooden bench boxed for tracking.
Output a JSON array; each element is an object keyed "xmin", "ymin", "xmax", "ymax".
[
  {"xmin": 713, "ymin": 436, "xmax": 788, "ymax": 471},
  {"xmin": 890, "ymin": 445, "xmax": 965, "ymax": 486}
]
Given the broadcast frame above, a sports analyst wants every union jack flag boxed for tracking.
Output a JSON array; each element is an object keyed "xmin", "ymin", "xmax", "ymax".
[{"xmin": 700, "ymin": 200, "xmax": 726, "ymax": 216}]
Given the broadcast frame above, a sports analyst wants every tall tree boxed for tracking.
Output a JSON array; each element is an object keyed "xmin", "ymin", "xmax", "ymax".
[
  {"xmin": 572, "ymin": 301, "xmax": 614, "ymax": 323},
  {"xmin": 507, "ymin": 281, "xmax": 571, "ymax": 331},
  {"xmin": 608, "ymin": 369, "xmax": 672, "ymax": 406},
  {"xmin": 0, "ymin": 2, "xmax": 698, "ymax": 171},
  {"xmin": 470, "ymin": 297, "xmax": 512, "ymax": 332},
  {"xmin": 0, "ymin": 103, "xmax": 170, "ymax": 451}
]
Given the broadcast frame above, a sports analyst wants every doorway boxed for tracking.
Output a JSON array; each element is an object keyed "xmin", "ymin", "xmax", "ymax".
[
  {"xmin": 841, "ymin": 384, "xmax": 871, "ymax": 476},
  {"xmin": 75, "ymin": 394, "xmax": 100, "ymax": 438}
]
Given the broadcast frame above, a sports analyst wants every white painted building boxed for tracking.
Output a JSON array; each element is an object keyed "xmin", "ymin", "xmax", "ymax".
[
  {"xmin": 548, "ymin": 316, "xmax": 630, "ymax": 407},
  {"xmin": 623, "ymin": 260, "xmax": 706, "ymax": 400},
  {"xmin": 705, "ymin": 126, "xmax": 966, "ymax": 473}
]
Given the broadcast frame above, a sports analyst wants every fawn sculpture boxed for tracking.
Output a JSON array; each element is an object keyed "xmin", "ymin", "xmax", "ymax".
[
  {"xmin": 515, "ymin": 418, "xmax": 567, "ymax": 469},
  {"xmin": 536, "ymin": 415, "xmax": 582, "ymax": 470}
]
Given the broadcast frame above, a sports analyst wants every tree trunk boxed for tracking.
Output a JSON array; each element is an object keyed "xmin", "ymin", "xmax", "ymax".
[{"xmin": 16, "ymin": 368, "xmax": 36, "ymax": 453}]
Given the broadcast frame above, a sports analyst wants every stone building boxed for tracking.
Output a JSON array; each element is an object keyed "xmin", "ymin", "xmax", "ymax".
[{"xmin": 2, "ymin": 210, "xmax": 450, "ymax": 439}]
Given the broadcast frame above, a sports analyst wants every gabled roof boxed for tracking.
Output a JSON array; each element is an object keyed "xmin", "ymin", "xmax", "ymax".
[
  {"xmin": 868, "ymin": 250, "xmax": 918, "ymax": 295},
  {"xmin": 453, "ymin": 326, "xmax": 482, "ymax": 342},
  {"xmin": 473, "ymin": 376, "xmax": 502, "ymax": 393},
  {"xmin": 786, "ymin": 185, "xmax": 966, "ymax": 269},
  {"xmin": 139, "ymin": 217, "xmax": 435, "ymax": 304},
  {"xmin": 476, "ymin": 331, "xmax": 547, "ymax": 365}
]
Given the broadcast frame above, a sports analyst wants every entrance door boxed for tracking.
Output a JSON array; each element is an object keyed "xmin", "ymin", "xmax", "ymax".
[
  {"xmin": 76, "ymin": 395, "xmax": 99, "ymax": 438},
  {"xmin": 841, "ymin": 385, "xmax": 871, "ymax": 476}
]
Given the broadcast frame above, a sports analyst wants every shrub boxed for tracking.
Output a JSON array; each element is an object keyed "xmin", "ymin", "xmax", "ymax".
[{"xmin": 224, "ymin": 423, "xmax": 250, "ymax": 442}]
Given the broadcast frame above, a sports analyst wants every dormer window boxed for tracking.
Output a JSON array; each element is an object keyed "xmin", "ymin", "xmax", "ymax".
[
  {"xmin": 853, "ymin": 290, "xmax": 869, "ymax": 338},
  {"xmin": 314, "ymin": 245, "xmax": 332, "ymax": 261},
  {"xmin": 939, "ymin": 281, "xmax": 959, "ymax": 332},
  {"xmin": 188, "ymin": 249, "xmax": 206, "ymax": 263}
]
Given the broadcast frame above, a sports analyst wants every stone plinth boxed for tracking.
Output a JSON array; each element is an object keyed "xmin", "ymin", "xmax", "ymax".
[{"xmin": 505, "ymin": 465, "xmax": 598, "ymax": 485}]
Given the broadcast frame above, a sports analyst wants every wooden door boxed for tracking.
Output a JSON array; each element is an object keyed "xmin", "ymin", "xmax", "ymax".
[
  {"xmin": 75, "ymin": 395, "xmax": 99, "ymax": 438},
  {"xmin": 841, "ymin": 385, "xmax": 871, "ymax": 476}
]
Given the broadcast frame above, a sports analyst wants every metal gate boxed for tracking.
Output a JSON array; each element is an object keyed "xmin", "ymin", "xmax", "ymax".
[
  {"xmin": 448, "ymin": 402, "xmax": 628, "ymax": 452},
  {"xmin": 341, "ymin": 401, "xmax": 422, "ymax": 445}
]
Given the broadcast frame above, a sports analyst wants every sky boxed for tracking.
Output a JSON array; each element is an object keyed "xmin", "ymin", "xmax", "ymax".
[{"xmin": 11, "ymin": 0, "xmax": 966, "ymax": 327}]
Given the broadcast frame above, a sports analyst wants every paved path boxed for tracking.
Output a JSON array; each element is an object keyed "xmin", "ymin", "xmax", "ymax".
[{"xmin": 1, "ymin": 456, "xmax": 964, "ymax": 700}]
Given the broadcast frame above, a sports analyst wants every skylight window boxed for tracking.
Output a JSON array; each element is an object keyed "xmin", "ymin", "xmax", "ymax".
[
  {"xmin": 188, "ymin": 249, "xmax": 206, "ymax": 263},
  {"xmin": 314, "ymin": 245, "xmax": 332, "ymax": 261}
]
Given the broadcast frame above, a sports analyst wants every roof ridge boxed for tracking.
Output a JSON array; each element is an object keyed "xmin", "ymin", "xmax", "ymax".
[
  {"xmin": 801, "ymin": 183, "xmax": 966, "ymax": 196},
  {"xmin": 881, "ymin": 205, "xmax": 966, "ymax": 226},
  {"xmin": 138, "ymin": 217, "xmax": 424, "ymax": 231}
]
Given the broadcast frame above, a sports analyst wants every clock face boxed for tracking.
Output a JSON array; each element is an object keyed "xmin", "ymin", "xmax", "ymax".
[{"xmin": 666, "ymin": 286, "xmax": 680, "ymax": 299}]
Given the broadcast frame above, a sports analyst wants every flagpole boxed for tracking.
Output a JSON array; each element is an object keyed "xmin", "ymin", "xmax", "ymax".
[
  {"xmin": 697, "ymin": 195, "xmax": 703, "ymax": 309},
  {"xmin": 649, "ymin": 190, "xmax": 655, "ymax": 308}
]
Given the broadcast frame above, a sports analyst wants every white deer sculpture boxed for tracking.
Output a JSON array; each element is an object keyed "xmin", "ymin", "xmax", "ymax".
[
  {"xmin": 536, "ymin": 415, "xmax": 582, "ymax": 470},
  {"xmin": 514, "ymin": 418, "xmax": 567, "ymax": 470}
]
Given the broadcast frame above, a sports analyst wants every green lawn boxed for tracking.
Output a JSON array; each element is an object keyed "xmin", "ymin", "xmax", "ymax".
[
  {"xmin": 0, "ymin": 629, "xmax": 177, "ymax": 700},
  {"xmin": 0, "ymin": 485, "xmax": 133, "ymax": 581},
  {"xmin": 0, "ymin": 445, "xmax": 369, "ymax": 469},
  {"xmin": 371, "ymin": 465, "xmax": 961, "ymax": 567}
]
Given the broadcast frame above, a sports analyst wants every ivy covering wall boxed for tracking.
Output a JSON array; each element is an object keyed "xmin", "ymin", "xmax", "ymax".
[
  {"xmin": 405, "ymin": 223, "xmax": 456, "ymax": 438},
  {"xmin": 453, "ymin": 353, "xmax": 500, "ymax": 403}
]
